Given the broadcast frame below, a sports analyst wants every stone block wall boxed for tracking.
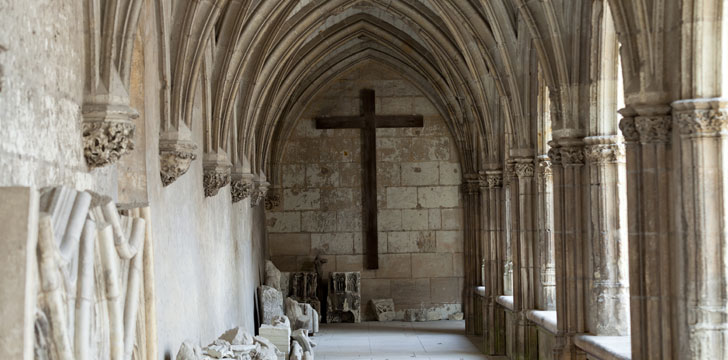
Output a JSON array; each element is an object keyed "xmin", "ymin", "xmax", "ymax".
[{"xmin": 266, "ymin": 62, "xmax": 464, "ymax": 319}]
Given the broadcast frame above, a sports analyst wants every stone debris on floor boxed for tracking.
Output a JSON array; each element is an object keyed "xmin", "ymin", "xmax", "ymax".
[{"xmin": 314, "ymin": 320, "xmax": 498, "ymax": 360}]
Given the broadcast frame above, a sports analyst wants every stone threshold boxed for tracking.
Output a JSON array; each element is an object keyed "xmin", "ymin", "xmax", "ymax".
[
  {"xmin": 574, "ymin": 334, "xmax": 631, "ymax": 360},
  {"xmin": 526, "ymin": 310, "xmax": 557, "ymax": 334},
  {"xmin": 475, "ymin": 286, "xmax": 486, "ymax": 297},
  {"xmin": 496, "ymin": 295, "xmax": 514, "ymax": 311}
]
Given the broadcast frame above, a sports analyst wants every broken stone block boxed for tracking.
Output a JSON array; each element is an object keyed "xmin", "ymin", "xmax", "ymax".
[
  {"xmin": 258, "ymin": 285, "xmax": 284, "ymax": 325},
  {"xmin": 289, "ymin": 271, "xmax": 320, "ymax": 314},
  {"xmin": 253, "ymin": 335, "xmax": 283, "ymax": 360},
  {"xmin": 280, "ymin": 272, "xmax": 291, "ymax": 297},
  {"xmin": 265, "ymin": 260, "xmax": 282, "ymax": 290},
  {"xmin": 403, "ymin": 308, "xmax": 427, "ymax": 322},
  {"xmin": 291, "ymin": 329, "xmax": 315, "ymax": 356},
  {"xmin": 285, "ymin": 297, "xmax": 317, "ymax": 333},
  {"xmin": 448, "ymin": 312, "xmax": 464, "ymax": 321},
  {"xmin": 326, "ymin": 272, "xmax": 361, "ymax": 323},
  {"xmin": 219, "ymin": 326, "xmax": 254, "ymax": 345},
  {"xmin": 259, "ymin": 316, "xmax": 291, "ymax": 358},
  {"xmin": 177, "ymin": 341, "xmax": 203, "ymax": 360},
  {"xmin": 370, "ymin": 299, "xmax": 395, "ymax": 322},
  {"xmin": 289, "ymin": 341, "xmax": 303, "ymax": 360}
]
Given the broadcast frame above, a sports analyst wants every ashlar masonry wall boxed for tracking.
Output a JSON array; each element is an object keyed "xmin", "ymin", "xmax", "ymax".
[{"xmin": 266, "ymin": 61, "xmax": 464, "ymax": 319}]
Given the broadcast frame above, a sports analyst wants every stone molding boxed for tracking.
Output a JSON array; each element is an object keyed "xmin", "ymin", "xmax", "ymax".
[
  {"xmin": 159, "ymin": 139, "xmax": 198, "ymax": 186},
  {"xmin": 462, "ymin": 173, "xmax": 481, "ymax": 194},
  {"xmin": 636, "ymin": 115, "xmax": 672, "ymax": 143},
  {"xmin": 203, "ymin": 162, "xmax": 232, "ymax": 197},
  {"xmin": 537, "ymin": 156, "xmax": 552, "ymax": 177},
  {"xmin": 230, "ymin": 173, "xmax": 255, "ymax": 203},
  {"xmin": 82, "ymin": 103, "xmax": 138, "ymax": 168},
  {"xmin": 250, "ymin": 180, "xmax": 270, "ymax": 207}
]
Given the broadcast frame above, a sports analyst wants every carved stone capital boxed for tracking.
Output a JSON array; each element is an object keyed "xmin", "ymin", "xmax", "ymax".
[
  {"xmin": 514, "ymin": 161, "xmax": 534, "ymax": 178},
  {"xmin": 482, "ymin": 170, "xmax": 504, "ymax": 189},
  {"xmin": 560, "ymin": 146, "xmax": 585, "ymax": 166},
  {"xmin": 675, "ymin": 108, "xmax": 727, "ymax": 136},
  {"xmin": 251, "ymin": 181, "xmax": 270, "ymax": 207},
  {"xmin": 231, "ymin": 173, "xmax": 254, "ymax": 203},
  {"xmin": 537, "ymin": 156, "xmax": 552, "ymax": 178},
  {"xmin": 635, "ymin": 116, "xmax": 672, "ymax": 143},
  {"xmin": 159, "ymin": 139, "xmax": 198, "ymax": 186},
  {"xmin": 619, "ymin": 117, "xmax": 640, "ymax": 142},
  {"xmin": 203, "ymin": 162, "xmax": 232, "ymax": 197},
  {"xmin": 82, "ymin": 103, "xmax": 138, "ymax": 168},
  {"xmin": 547, "ymin": 141, "xmax": 561, "ymax": 165},
  {"xmin": 585, "ymin": 143, "xmax": 625, "ymax": 164},
  {"xmin": 264, "ymin": 189, "xmax": 281, "ymax": 211},
  {"xmin": 583, "ymin": 136, "xmax": 625, "ymax": 164}
]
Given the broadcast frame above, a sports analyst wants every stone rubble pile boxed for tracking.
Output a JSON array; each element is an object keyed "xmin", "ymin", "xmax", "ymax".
[
  {"xmin": 257, "ymin": 261, "xmax": 319, "ymax": 360},
  {"xmin": 175, "ymin": 326, "xmax": 283, "ymax": 360}
]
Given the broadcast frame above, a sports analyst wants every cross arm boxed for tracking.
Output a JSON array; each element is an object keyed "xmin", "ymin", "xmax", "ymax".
[
  {"xmin": 315, "ymin": 116, "xmax": 366, "ymax": 129},
  {"xmin": 374, "ymin": 115, "xmax": 424, "ymax": 128}
]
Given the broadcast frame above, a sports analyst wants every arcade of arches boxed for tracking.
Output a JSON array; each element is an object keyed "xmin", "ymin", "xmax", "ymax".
[{"xmin": 1, "ymin": 0, "xmax": 727, "ymax": 359}]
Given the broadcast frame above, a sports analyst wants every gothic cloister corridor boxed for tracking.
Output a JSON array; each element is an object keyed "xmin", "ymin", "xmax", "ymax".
[{"xmin": 2, "ymin": 0, "xmax": 728, "ymax": 359}]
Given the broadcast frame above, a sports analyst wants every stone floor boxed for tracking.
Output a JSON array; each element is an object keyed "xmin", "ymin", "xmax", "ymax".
[{"xmin": 314, "ymin": 320, "xmax": 501, "ymax": 360}]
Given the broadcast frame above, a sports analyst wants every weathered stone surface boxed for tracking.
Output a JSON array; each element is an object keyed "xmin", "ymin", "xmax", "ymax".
[
  {"xmin": 327, "ymin": 272, "xmax": 362, "ymax": 323},
  {"xmin": 258, "ymin": 286, "xmax": 284, "ymax": 325},
  {"xmin": 401, "ymin": 162, "xmax": 439, "ymax": 186},
  {"xmin": 265, "ymin": 260, "xmax": 282, "ymax": 290},
  {"xmin": 291, "ymin": 329, "xmax": 315, "ymax": 356},
  {"xmin": 285, "ymin": 297, "xmax": 316, "ymax": 333},
  {"xmin": 386, "ymin": 187, "xmax": 417, "ymax": 209},
  {"xmin": 289, "ymin": 341, "xmax": 303, "ymax": 360},
  {"xmin": 219, "ymin": 327, "xmax": 255, "ymax": 346},
  {"xmin": 371, "ymin": 299, "xmax": 396, "ymax": 321},
  {"xmin": 259, "ymin": 316, "xmax": 291, "ymax": 358},
  {"xmin": 177, "ymin": 341, "xmax": 204, "ymax": 360}
]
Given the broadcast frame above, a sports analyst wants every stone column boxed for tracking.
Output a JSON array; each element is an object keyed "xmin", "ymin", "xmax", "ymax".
[
  {"xmin": 550, "ymin": 138, "xmax": 588, "ymax": 360},
  {"xmin": 535, "ymin": 156, "xmax": 556, "ymax": 310},
  {"xmin": 482, "ymin": 170, "xmax": 506, "ymax": 355},
  {"xmin": 463, "ymin": 174, "xmax": 482, "ymax": 335},
  {"xmin": 672, "ymin": 99, "xmax": 728, "ymax": 359},
  {"xmin": 503, "ymin": 162, "xmax": 516, "ymax": 296},
  {"xmin": 619, "ymin": 105, "xmax": 674, "ymax": 360},
  {"xmin": 513, "ymin": 158, "xmax": 538, "ymax": 359},
  {"xmin": 583, "ymin": 136, "xmax": 630, "ymax": 335}
]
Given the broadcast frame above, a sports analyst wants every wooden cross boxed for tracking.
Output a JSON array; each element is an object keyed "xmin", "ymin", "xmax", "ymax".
[{"xmin": 315, "ymin": 89, "xmax": 423, "ymax": 269}]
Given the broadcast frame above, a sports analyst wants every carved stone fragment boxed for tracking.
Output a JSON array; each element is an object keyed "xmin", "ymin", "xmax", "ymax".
[
  {"xmin": 326, "ymin": 272, "xmax": 361, "ymax": 323},
  {"xmin": 82, "ymin": 103, "xmax": 138, "ymax": 168},
  {"xmin": 370, "ymin": 299, "xmax": 395, "ymax": 322},
  {"xmin": 203, "ymin": 162, "xmax": 232, "ymax": 197},
  {"xmin": 231, "ymin": 173, "xmax": 255, "ymax": 203},
  {"xmin": 258, "ymin": 286, "xmax": 284, "ymax": 325},
  {"xmin": 251, "ymin": 181, "xmax": 270, "ymax": 207},
  {"xmin": 159, "ymin": 139, "xmax": 198, "ymax": 186}
]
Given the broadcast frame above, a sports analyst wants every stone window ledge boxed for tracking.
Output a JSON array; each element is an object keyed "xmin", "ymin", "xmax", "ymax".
[
  {"xmin": 526, "ymin": 310, "xmax": 558, "ymax": 334},
  {"xmin": 496, "ymin": 295, "xmax": 514, "ymax": 311},
  {"xmin": 574, "ymin": 335, "xmax": 631, "ymax": 360},
  {"xmin": 475, "ymin": 286, "xmax": 486, "ymax": 297}
]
